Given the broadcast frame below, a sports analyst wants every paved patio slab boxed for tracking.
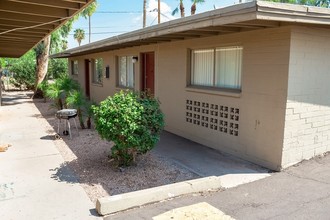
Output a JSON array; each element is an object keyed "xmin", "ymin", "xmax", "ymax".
[{"xmin": 154, "ymin": 131, "xmax": 270, "ymax": 187}]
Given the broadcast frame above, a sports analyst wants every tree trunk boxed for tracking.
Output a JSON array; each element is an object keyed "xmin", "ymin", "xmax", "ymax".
[
  {"xmin": 78, "ymin": 108, "xmax": 86, "ymax": 129},
  {"xmin": 191, "ymin": 3, "xmax": 196, "ymax": 15},
  {"xmin": 143, "ymin": 0, "xmax": 147, "ymax": 28},
  {"xmin": 34, "ymin": 35, "xmax": 51, "ymax": 95},
  {"xmin": 87, "ymin": 116, "xmax": 91, "ymax": 129},
  {"xmin": 57, "ymin": 98, "xmax": 63, "ymax": 110},
  {"xmin": 180, "ymin": 2, "xmax": 185, "ymax": 17}
]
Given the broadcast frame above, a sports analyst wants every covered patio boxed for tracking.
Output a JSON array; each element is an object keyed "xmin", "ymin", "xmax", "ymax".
[{"xmin": 0, "ymin": 0, "xmax": 94, "ymax": 105}]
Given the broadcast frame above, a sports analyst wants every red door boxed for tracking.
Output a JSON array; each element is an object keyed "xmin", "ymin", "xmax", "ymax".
[
  {"xmin": 141, "ymin": 52, "xmax": 155, "ymax": 95},
  {"xmin": 84, "ymin": 59, "xmax": 90, "ymax": 98}
]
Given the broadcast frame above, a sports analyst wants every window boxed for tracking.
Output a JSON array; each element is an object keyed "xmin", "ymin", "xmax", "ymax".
[
  {"xmin": 92, "ymin": 58, "xmax": 103, "ymax": 84},
  {"xmin": 71, "ymin": 60, "xmax": 78, "ymax": 75},
  {"xmin": 191, "ymin": 46, "xmax": 242, "ymax": 90},
  {"xmin": 118, "ymin": 56, "xmax": 134, "ymax": 88}
]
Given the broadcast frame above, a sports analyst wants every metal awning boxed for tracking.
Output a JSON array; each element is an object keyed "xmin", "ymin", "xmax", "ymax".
[
  {"xmin": 0, "ymin": 0, "xmax": 94, "ymax": 58},
  {"xmin": 51, "ymin": 1, "xmax": 330, "ymax": 59}
]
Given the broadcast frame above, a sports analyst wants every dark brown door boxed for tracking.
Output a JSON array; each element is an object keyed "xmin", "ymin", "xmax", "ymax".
[
  {"xmin": 84, "ymin": 59, "xmax": 90, "ymax": 98},
  {"xmin": 141, "ymin": 52, "xmax": 155, "ymax": 95}
]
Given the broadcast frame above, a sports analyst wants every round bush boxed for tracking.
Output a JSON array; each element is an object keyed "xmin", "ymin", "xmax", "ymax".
[{"xmin": 92, "ymin": 90, "xmax": 164, "ymax": 166}]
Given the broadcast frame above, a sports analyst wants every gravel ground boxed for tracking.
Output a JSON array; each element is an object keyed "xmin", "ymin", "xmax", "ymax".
[{"xmin": 33, "ymin": 98, "xmax": 199, "ymax": 204}]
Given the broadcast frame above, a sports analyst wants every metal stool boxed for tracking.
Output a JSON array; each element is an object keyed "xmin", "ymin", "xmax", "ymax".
[{"xmin": 55, "ymin": 109, "xmax": 79, "ymax": 139}]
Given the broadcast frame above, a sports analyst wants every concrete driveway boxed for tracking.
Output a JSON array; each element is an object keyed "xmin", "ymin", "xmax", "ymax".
[{"xmin": 0, "ymin": 92, "xmax": 100, "ymax": 220}]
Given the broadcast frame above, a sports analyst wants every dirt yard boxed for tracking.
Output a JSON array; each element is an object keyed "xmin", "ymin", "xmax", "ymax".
[{"xmin": 33, "ymin": 98, "xmax": 199, "ymax": 203}]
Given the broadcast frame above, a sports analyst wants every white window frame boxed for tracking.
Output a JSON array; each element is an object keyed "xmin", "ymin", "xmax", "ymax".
[
  {"xmin": 71, "ymin": 60, "xmax": 78, "ymax": 75},
  {"xmin": 117, "ymin": 55, "xmax": 135, "ymax": 89},
  {"xmin": 92, "ymin": 58, "xmax": 103, "ymax": 85},
  {"xmin": 190, "ymin": 46, "xmax": 243, "ymax": 91}
]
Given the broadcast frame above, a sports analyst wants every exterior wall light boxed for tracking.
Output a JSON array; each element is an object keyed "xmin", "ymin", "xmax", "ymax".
[{"xmin": 132, "ymin": 56, "xmax": 138, "ymax": 63}]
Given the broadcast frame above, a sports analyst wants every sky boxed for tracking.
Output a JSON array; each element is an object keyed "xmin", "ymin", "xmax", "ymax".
[{"xmin": 68, "ymin": 0, "xmax": 239, "ymax": 49}]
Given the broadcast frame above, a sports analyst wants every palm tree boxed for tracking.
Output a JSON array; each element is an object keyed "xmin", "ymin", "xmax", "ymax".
[
  {"xmin": 81, "ymin": 1, "xmax": 98, "ymax": 43},
  {"xmin": 45, "ymin": 79, "xmax": 64, "ymax": 110},
  {"xmin": 191, "ymin": 0, "xmax": 205, "ymax": 15},
  {"xmin": 74, "ymin": 28, "xmax": 85, "ymax": 46},
  {"xmin": 171, "ymin": 0, "xmax": 185, "ymax": 18},
  {"xmin": 44, "ymin": 75, "xmax": 80, "ymax": 110},
  {"xmin": 66, "ymin": 89, "xmax": 87, "ymax": 129}
]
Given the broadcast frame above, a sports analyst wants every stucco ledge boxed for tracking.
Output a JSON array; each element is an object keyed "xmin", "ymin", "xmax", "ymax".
[{"xmin": 185, "ymin": 87, "xmax": 241, "ymax": 98}]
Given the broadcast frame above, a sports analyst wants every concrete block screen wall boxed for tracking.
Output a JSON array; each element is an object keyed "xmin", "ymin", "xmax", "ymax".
[{"xmin": 68, "ymin": 26, "xmax": 330, "ymax": 171}]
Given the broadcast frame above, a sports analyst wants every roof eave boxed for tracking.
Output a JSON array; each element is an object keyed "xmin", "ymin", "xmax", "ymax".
[{"xmin": 51, "ymin": 1, "xmax": 330, "ymax": 59}]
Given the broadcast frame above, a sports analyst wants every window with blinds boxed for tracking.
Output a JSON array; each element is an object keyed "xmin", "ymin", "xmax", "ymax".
[
  {"xmin": 118, "ymin": 56, "xmax": 134, "ymax": 88},
  {"xmin": 191, "ymin": 46, "xmax": 242, "ymax": 90},
  {"xmin": 92, "ymin": 58, "xmax": 103, "ymax": 84}
]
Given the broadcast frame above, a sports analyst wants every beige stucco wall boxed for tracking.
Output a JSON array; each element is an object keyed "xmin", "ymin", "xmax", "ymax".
[
  {"xmin": 157, "ymin": 28, "xmax": 290, "ymax": 171},
  {"xmin": 69, "ymin": 27, "xmax": 291, "ymax": 170},
  {"xmin": 282, "ymin": 26, "xmax": 330, "ymax": 168}
]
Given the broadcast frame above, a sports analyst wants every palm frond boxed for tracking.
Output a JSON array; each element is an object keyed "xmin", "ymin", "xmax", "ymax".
[{"xmin": 172, "ymin": 7, "xmax": 179, "ymax": 16}]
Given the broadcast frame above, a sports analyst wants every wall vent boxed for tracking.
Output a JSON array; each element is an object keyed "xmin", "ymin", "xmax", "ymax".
[{"xmin": 186, "ymin": 99, "xmax": 239, "ymax": 136}]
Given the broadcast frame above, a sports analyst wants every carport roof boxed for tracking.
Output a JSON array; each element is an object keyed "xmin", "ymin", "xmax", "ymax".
[
  {"xmin": 51, "ymin": 1, "xmax": 330, "ymax": 59},
  {"xmin": 0, "ymin": 0, "xmax": 94, "ymax": 58}
]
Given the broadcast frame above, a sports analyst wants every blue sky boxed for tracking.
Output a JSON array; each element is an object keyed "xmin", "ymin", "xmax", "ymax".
[{"xmin": 68, "ymin": 0, "xmax": 238, "ymax": 49}]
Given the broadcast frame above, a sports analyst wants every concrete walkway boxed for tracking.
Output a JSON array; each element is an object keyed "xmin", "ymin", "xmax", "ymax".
[
  {"xmin": 154, "ymin": 131, "xmax": 270, "ymax": 188},
  {"xmin": 155, "ymin": 132, "xmax": 268, "ymax": 177},
  {"xmin": 0, "ymin": 92, "xmax": 100, "ymax": 220}
]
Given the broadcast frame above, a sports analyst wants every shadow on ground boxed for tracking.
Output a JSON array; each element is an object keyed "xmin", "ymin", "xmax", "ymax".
[{"xmin": 1, "ymin": 91, "xmax": 33, "ymax": 106}]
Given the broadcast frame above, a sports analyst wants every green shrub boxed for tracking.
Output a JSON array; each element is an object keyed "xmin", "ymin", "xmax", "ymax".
[
  {"xmin": 66, "ymin": 89, "xmax": 87, "ymax": 129},
  {"xmin": 92, "ymin": 90, "xmax": 165, "ymax": 166},
  {"xmin": 8, "ymin": 50, "xmax": 36, "ymax": 90},
  {"xmin": 44, "ymin": 74, "xmax": 80, "ymax": 110}
]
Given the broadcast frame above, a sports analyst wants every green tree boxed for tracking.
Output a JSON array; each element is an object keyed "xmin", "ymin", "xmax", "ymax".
[
  {"xmin": 62, "ymin": 40, "xmax": 68, "ymax": 51},
  {"xmin": 74, "ymin": 28, "xmax": 85, "ymax": 46},
  {"xmin": 81, "ymin": 1, "xmax": 98, "ymax": 43},
  {"xmin": 34, "ymin": 35, "xmax": 51, "ymax": 91},
  {"xmin": 33, "ymin": 16, "xmax": 79, "ymax": 96},
  {"xmin": 48, "ymin": 58, "xmax": 68, "ymax": 79},
  {"xmin": 8, "ymin": 50, "xmax": 36, "ymax": 90}
]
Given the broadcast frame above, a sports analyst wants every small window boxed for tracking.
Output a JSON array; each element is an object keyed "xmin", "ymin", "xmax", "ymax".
[
  {"xmin": 92, "ymin": 58, "xmax": 103, "ymax": 84},
  {"xmin": 118, "ymin": 56, "xmax": 134, "ymax": 88},
  {"xmin": 71, "ymin": 60, "xmax": 78, "ymax": 75},
  {"xmin": 191, "ymin": 46, "xmax": 242, "ymax": 90}
]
